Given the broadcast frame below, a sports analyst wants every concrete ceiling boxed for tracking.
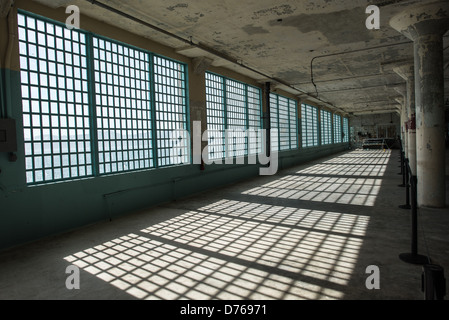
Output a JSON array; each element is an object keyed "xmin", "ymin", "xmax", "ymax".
[{"xmin": 34, "ymin": 0, "xmax": 449, "ymax": 116}]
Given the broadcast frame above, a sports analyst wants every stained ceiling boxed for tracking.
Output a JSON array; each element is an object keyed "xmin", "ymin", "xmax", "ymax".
[{"xmin": 33, "ymin": 0, "xmax": 449, "ymax": 116}]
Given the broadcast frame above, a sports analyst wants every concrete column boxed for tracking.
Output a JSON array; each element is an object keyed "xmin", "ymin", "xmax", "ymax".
[
  {"xmin": 189, "ymin": 57, "xmax": 211, "ymax": 168},
  {"xmin": 393, "ymin": 64, "xmax": 416, "ymax": 175},
  {"xmin": 394, "ymin": 85, "xmax": 407, "ymax": 156},
  {"xmin": 390, "ymin": 1, "xmax": 449, "ymax": 208}
]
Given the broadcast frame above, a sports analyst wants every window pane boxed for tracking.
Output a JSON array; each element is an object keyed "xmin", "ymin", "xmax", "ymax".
[
  {"xmin": 153, "ymin": 56, "xmax": 189, "ymax": 167},
  {"xmin": 271, "ymin": 93, "xmax": 297, "ymax": 151},
  {"xmin": 302, "ymin": 104, "xmax": 318, "ymax": 148},
  {"xmin": 18, "ymin": 12, "xmax": 92, "ymax": 184},
  {"xmin": 205, "ymin": 73, "xmax": 225, "ymax": 160},
  {"xmin": 206, "ymin": 73, "xmax": 262, "ymax": 159},
  {"xmin": 93, "ymin": 37, "xmax": 154, "ymax": 174}
]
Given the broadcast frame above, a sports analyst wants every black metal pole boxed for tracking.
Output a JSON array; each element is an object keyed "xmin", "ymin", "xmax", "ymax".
[
  {"xmin": 422, "ymin": 264, "xmax": 446, "ymax": 300},
  {"xmin": 398, "ymin": 152, "xmax": 406, "ymax": 186},
  {"xmin": 399, "ymin": 159, "xmax": 411, "ymax": 209},
  {"xmin": 411, "ymin": 175, "xmax": 418, "ymax": 254},
  {"xmin": 399, "ymin": 174, "xmax": 429, "ymax": 265}
]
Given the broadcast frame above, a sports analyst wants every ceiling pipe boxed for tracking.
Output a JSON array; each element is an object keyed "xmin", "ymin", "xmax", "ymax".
[
  {"xmin": 85, "ymin": 0, "xmax": 346, "ymax": 115},
  {"xmin": 305, "ymin": 82, "xmax": 405, "ymax": 94},
  {"xmin": 310, "ymin": 40, "xmax": 412, "ymax": 91},
  {"xmin": 294, "ymin": 71, "xmax": 399, "ymax": 86}
]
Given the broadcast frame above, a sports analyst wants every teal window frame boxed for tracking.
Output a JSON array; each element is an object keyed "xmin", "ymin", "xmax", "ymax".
[
  {"xmin": 92, "ymin": 36, "xmax": 154, "ymax": 175},
  {"xmin": 270, "ymin": 93, "xmax": 297, "ymax": 151},
  {"xmin": 320, "ymin": 110, "xmax": 332, "ymax": 146},
  {"xmin": 18, "ymin": 10, "xmax": 189, "ymax": 185},
  {"xmin": 205, "ymin": 72, "xmax": 262, "ymax": 160},
  {"xmin": 334, "ymin": 114, "xmax": 342, "ymax": 144},
  {"xmin": 301, "ymin": 103, "xmax": 318, "ymax": 148},
  {"xmin": 343, "ymin": 117, "xmax": 349, "ymax": 143},
  {"xmin": 18, "ymin": 12, "xmax": 93, "ymax": 184}
]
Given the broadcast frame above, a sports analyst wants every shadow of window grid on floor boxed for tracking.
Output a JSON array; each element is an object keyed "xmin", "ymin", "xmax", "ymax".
[{"xmin": 64, "ymin": 150, "xmax": 392, "ymax": 299}]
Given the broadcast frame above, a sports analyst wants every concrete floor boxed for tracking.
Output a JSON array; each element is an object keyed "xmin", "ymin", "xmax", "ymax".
[{"xmin": 0, "ymin": 149, "xmax": 448, "ymax": 300}]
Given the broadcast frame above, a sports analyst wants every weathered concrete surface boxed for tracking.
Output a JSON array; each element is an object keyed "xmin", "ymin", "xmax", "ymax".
[
  {"xmin": 390, "ymin": 0, "xmax": 449, "ymax": 207},
  {"xmin": 393, "ymin": 63, "xmax": 416, "ymax": 175},
  {"xmin": 25, "ymin": 0, "xmax": 448, "ymax": 116}
]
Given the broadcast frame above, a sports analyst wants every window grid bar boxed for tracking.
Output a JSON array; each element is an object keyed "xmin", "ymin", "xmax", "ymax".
[
  {"xmin": 223, "ymin": 77, "xmax": 228, "ymax": 158},
  {"xmin": 86, "ymin": 33, "xmax": 99, "ymax": 177},
  {"xmin": 245, "ymin": 84, "xmax": 249, "ymax": 155},
  {"xmin": 149, "ymin": 53, "xmax": 159, "ymax": 169}
]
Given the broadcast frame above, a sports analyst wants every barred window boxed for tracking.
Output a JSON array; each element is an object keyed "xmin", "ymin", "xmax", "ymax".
[
  {"xmin": 270, "ymin": 93, "xmax": 297, "ymax": 151},
  {"xmin": 153, "ymin": 56, "xmax": 189, "ymax": 167},
  {"xmin": 205, "ymin": 73, "xmax": 225, "ymax": 159},
  {"xmin": 205, "ymin": 72, "xmax": 262, "ymax": 160},
  {"xmin": 320, "ymin": 110, "xmax": 332, "ymax": 145},
  {"xmin": 93, "ymin": 37, "xmax": 153, "ymax": 174},
  {"xmin": 334, "ymin": 114, "xmax": 342, "ymax": 143},
  {"xmin": 301, "ymin": 103, "xmax": 318, "ymax": 147},
  {"xmin": 18, "ymin": 10, "xmax": 189, "ymax": 185},
  {"xmin": 226, "ymin": 79, "xmax": 247, "ymax": 157},
  {"xmin": 247, "ymin": 86, "xmax": 262, "ymax": 155},
  {"xmin": 19, "ymin": 13, "xmax": 92, "ymax": 184},
  {"xmin": 343, "ymin": 117, "xmax": 349, "ymax": 143}
]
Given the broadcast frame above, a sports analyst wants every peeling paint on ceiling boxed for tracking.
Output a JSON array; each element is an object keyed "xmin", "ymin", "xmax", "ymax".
[{"xmin": 30, "ymin": 0, "xmax": 449, "ymax": 114}]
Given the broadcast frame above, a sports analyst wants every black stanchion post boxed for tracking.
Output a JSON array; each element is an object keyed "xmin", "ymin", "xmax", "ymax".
[
  {"xmin": 399, "ymin": 159, "xmax": 411, "ymax": 209},
  {"xmin": 422, "ymin": 264, "xmax": 446, "ymax": 300},
  {"xmin": 398, "ymin": 153, "xmax": 406, "ymax": 187},
  {"xmin": 399, "ymin": 174, "xmax": 429, "ymax": 265}
]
